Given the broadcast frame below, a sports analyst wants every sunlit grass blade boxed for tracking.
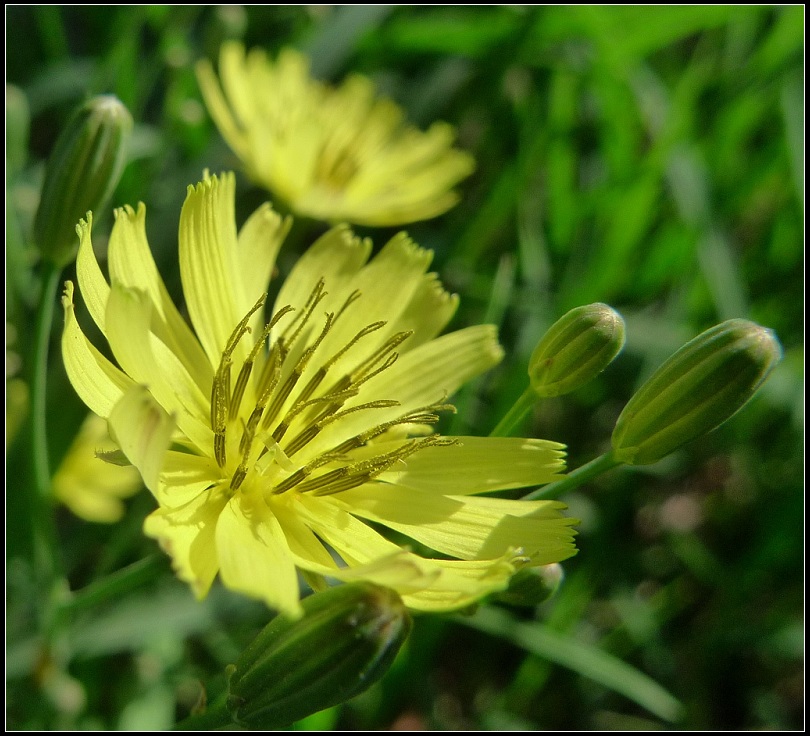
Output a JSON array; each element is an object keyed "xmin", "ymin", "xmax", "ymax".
[{"xmin": 458, "ymin": 606, "xmax": 685, "ymax": 723}]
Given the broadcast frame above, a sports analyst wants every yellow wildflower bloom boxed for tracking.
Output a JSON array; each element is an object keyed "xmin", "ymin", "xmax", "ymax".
[
  {"xmin": 196, "ymin": 43, "xmax": 475, "ymax": 227},
  {"xmin": 52, "ymin": 413, "xmax": 142, "ymax": 523},
  {"xmin": 61, "ymin": 172, "xmax": 576, "ymax": 617}
]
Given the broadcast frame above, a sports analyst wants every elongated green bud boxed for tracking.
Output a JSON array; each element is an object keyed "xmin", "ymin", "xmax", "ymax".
[
  {"xmin": 33, "ymin": 95, "xmax": 132, "ymax": 268},
  {"xmin": 226, "ymin": 583, "xmax": 411, "ymax": 729},
  {"xmin": 529, "ymin": 303, "xmax": 626, "ymax": 397},
  {"xmin": 495, "ymin": 563, "xmax": 564, "ymax": 607},
  {"xmin": 612, "ymin": 319, "xmax": 781, "ymax": 465}
]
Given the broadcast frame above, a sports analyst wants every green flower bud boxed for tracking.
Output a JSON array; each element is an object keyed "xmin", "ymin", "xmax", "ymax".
[
  {"xmin": 33, "ymin": 95, "xmax": 132, "ymax": 268},
  {"xmin": 612, "ymin": 319, "xmax": 781, "ymax": 466},
  {"xmin": 495, "ymin": 563, "xmax": 564, "ymax": 607},
  {"xmin": 529, "ymin": 303, "xmax": 626, "ymax": 397},
  {"xmin": 226, "ymin": 583, "xmax": 411, "ymax": 729}
]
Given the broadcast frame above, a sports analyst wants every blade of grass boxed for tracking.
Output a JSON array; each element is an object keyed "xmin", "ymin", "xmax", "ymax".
[{"xmin": 458, "ymin": 606, "xmax": 685, "ymax": 723}]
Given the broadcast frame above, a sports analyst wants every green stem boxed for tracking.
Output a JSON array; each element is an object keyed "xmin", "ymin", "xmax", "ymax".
[
  {"xmin": 30, "ymin": 261, "xmax": 63, "ymax": 602},
  {"xmin": 173, "ymin": 692, "xmax": 234, "ymax": 731},
  {"xmin": 490, "ymin": 386, "xmax": 537, "ymax": 437},
  {"xmin": 523, "ymin": 451, "xmax": 623, "ymax": 501},
  {"xmin": 60, "ymin": 554, "xmax": 166, "ymax": 619}
]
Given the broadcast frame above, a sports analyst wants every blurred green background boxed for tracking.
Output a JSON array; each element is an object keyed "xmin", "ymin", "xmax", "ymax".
[{"xmin": 6, "ymin": 6, "xmax": 803, "ymax": 730}]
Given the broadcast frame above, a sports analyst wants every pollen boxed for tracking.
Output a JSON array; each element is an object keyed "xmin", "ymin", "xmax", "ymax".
[{"xmin": 208, "ymin": 275, "xmax": 457, "ymax": 501}]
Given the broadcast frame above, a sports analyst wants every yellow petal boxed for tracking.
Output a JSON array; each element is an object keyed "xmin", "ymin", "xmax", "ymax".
[
  {"xmin": 107, "ymin": 385, "xmax": 175, "ymax": 496},
  {"xmin": 322, "ymin": 552, "xmax": 442, "ymax": 594},
  {"xmin": 107, "ymin": 203, "xmax": 212, "ymax": 392},
  {"xmin": 221, "ymin": 43, "xmax": 266, "ymax": 157},
  {"xmin": 157, "ymin": 451, "xmax": 221, "ymax": 509},
  {"xmin": 293, "ymin": 493, "xmax": 523, "ymax": 611},
  {"xmin": 399, "ymin": 557, "xmax": 515, "ymax": 612},
  {"xmin": 198, "ymin": 43, "xmax": 473, "ymax": 227},
  {"xmin": 179, "ymin": 173, "xmax": 252, "ymax": 368},
  {"xmin": 215, "ymin": 495, "xmax": 302, "ymax": 617},
  {"xmin": 311, "ymin": 232, "xmax": 435, "ymax": 373},
  {"xmin": 383, "ymin": 273, "xmax": 459, "ymax": 352},
  {"xmin": 105, "ymin": 283, "xmax": 212, "ymax": 452},
  {"xmin": 237, "ymin": 202, "xmax": 291, "ymax": 322},
  {"xmin": 269, "ymin": 496, "xmax": 342, "ymax": 571},
  {"xmin": 271, "ymin": 497, "xmax": 443, "ymax": 593},
  {"xmin": 75, "ymin": 214, "xmax": 109, "ymax": 334},
  {"xmin": 335, "ymin": 486, "xmax": 578, "ymax": 565},
  {"xmin": 61, "ymin": 281, "xmax": 134, "ymax": 419},
  {"xmin": 292, "ymin": 493, "xmax": 402, "ymax": 565},
  {"xmin": 272, "ymin": 224, "xmax": 371, "ymax": 325},
  {"xmin": 144, "ymin": 487, "xmax": 227, "ymax": 599},
  {"xmin": 381, "ymin": 436, "xmax": 566, "ymax": 494},
  {"xmin": 195, "ymin": 52, "xmax": 250, "ymax": 162}
]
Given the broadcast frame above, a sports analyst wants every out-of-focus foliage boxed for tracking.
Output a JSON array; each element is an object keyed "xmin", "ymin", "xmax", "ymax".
[{"xmin": 6, "ymin": 6, "xmax": 803, "ymax": 730}]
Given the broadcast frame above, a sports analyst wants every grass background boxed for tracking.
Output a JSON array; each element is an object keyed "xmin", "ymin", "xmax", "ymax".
[{"xmin": 6, "ymin": 6, "xmax": 803, "ymax": 730}]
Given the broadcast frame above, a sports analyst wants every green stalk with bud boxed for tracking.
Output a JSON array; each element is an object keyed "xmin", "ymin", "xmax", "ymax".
[
  {"xmin": 611, "ymin": 319, "xmax": 782, "ymax": 466},
  {"xmin": 28, "ymin": 94, "xmax": 132, "ymax": 636},
  {"xmin": 491, "ymin": 303, "xmax": 626, "ymax": 437},
  {"xmin": 529, "ymin": 302, "xmax": 626, "ymax": 398},
  {"xmin": 525, "ymin": 318, "xmax": 782, "ymax": 501},
  {"xmin": 177, "ymin": 583, "xmax": 411, "ymax": 730},
  {"xmin": 34, "ymin": 95, "xmax": 133, "ymax": 268}
]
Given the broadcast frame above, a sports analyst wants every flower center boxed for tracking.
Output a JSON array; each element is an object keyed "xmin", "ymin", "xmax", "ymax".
[
  {"xmin": 209, "ymin": 280, "xmax": 455, "ymax": 497},
  {"xmin": 315, "ymin": 145, "xmax": 359, "ymax": 193}
]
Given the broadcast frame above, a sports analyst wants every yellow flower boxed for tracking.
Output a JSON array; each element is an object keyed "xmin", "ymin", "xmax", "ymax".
[
  {"xmin": 61, "ymin": 172, "xmax": 576, "ymax": 617},
  {"xmin": 196, "ymin": 43, "xmax": 475, "ymax": 227},
  {"xmin": 52, "ymin": 413, "xmax": 142, "ymax": 523}
]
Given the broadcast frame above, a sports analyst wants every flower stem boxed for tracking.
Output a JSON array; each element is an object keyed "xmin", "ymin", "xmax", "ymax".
[
  {"xmin": 60, "ymin": 554, "xmax": 166, "ymax": 619},
  {"xmin": 490, "ymin": 386, "xmax": 537, "ymax": 437},
  {"xmin": 523, "ymin": 451, "xmax": 623, "ymax": 501},
  {"xmin": 173, "ymin": 692, "xmax": 234, "ymax": 730},
  {"xmin": 30, "ymin": 261, "xmax": 62, "ymax": 599}
]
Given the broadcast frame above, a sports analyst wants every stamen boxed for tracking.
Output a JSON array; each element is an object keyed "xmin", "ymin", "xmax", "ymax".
[
  {"xmin": 271, "ymin": 387, "xmax": 359, "ymax": 446},
  {"xmin": 319, "ymin": 399, "xmax": 402, "ymax": 427},
  {"xmin": 239, "ymin": 357, "xmax": 284, "ymax": 455},
  {"xmin": 296, "ymin": 466, "xmax": 350, "ymax": 493},
  {"xmin": 223, "ymin": 294, "xmax": 266, "ymax": 356},
  {"xmin": 350, "ymin": 351, "xmax": 399, "ymax": 390},
  {"xmin": 230, "ymin": 304, "xmax": 295, "ymax": 422},
  {"xmin": 271, "ymin": 450, "xmax": 346, "ymax": 495},
  {"xmin": 281, "ymin": 279, "xmax": 326, "ymax": 348},
  {"xmin": 272, "ymin": 467, "xmax": 309, "ymax": 494},
  {"xmin": 294, "ymin": 320, "xmax": 387, "ymax": 407},
  {"xmin": 283, "ymin": 398, "xmax": 399, "ymax": 458},
  {"xmin": 261, "ymin": 312, "xmax": 335, "ymax": 432},
  {"xmin": 230, "ymin": 465, "xmax": 247, "ymax": 491},
  {"xmin": 306, "ymin": 435, "xmax": 458, "ymax": 496},
  {"xmin": 211, "ymin": 362, "xmax": 231, "ymax": 468},
  {"xmin": 211, "ymin": 294, "xmax": 267, "ymax": 467},
  {"xmin": 230, "ymin": 421, "xmax": 262, "ymax": 491},
  {"xmin": 333, "ymin": 289, "xmax": 361, "ymax": 323},
  {"xmin": 255, "ymin": 342, "xmax": 285, "ymax": 401},
  {"xmin": 292, "ymin": 331, "xmax": 408, "ymax": 434},
  {"xmin": 230, "ymin": 363, "xmax": 251, "ymax": 423},
  {"xmin": 329, "ymin": 401, "xmax": 456, "ymax": 455},
  {"xmin": 352, "ymin": 330, "xmax": 413, "ymax": 382}
]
